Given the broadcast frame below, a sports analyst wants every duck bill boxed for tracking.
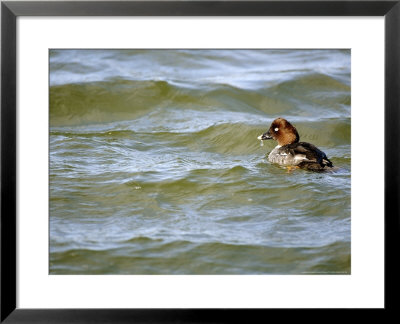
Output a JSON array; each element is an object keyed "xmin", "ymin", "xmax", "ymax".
[{"xmin": 257, "ymin": 131, "xmax": 273, "ymax": 140}]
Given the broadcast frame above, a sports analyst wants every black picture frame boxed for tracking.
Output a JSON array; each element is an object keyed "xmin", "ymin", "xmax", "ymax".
[{"xmin": 1, "ymin": 1, "xmax": 399, "ymax": 322}]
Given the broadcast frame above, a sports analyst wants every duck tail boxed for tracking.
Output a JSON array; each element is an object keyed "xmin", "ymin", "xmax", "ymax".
[{"xmin": 323, "ymin": 158, "xmax": 333, "ymax": 168}]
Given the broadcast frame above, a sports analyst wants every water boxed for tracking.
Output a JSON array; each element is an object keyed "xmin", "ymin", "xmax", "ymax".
[{"xmin": 49, "ymin": 49, "xmax": 351, "ymax": 274}]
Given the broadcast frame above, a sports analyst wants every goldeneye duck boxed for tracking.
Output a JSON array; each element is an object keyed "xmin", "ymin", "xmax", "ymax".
[{"xmin": 258, "ymin": 118, "xmax": 334, "ymax": 171}]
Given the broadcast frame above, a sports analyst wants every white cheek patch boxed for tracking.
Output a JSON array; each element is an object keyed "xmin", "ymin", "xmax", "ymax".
[{"xmin": 274, "ymin": 127, "xmax": 279, "ymax": 132}]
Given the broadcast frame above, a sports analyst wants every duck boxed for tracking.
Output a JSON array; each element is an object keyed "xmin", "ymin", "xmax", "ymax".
[{"xmin": 258, "ymin": 118, "xmax": 334, "ymax": 172}]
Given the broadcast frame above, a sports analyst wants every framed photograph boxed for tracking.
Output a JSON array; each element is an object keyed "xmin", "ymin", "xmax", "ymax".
[{"xmin": 1, "ymin": 0, "xmax": 399, "ymax": 322}]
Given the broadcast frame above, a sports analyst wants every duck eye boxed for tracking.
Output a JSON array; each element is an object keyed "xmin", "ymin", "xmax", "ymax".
[{"xmin": 274, "ymin": 127, "xmax": 279, "ymax": 132}]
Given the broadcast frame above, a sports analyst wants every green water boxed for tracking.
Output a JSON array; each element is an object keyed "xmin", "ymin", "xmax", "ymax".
[{"xmin": 49, "ymin": 49, "xmax": 351, "ymax": 274}]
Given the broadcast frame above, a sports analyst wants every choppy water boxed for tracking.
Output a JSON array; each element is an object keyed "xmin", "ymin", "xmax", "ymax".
[{"xmin": 49, "ymin": 49, "xmax": 351, "ymax": 274}]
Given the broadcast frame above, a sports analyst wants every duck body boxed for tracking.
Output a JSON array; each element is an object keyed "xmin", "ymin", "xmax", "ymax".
[{"xmin": 258, "ymin": 118, "xmax": 333, "ymax": 172}]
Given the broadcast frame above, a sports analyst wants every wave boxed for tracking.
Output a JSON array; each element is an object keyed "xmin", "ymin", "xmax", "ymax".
[
  {"xmin": 49, "ymin": 239, "xmax": 350, "ymax": 274},
  {"xmin": 51, "ymin": 116, "xmax": 350, "ymax": 157},
  {"xmin": 50, "ymin": 74, "xmax": 350, "ymax": 127},
  {"xmin": 49, "ymin": 79, "xmax": 263, "ymax": 126}
]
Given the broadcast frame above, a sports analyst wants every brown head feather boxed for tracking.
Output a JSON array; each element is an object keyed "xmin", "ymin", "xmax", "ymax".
[{"xmin": 268, "ymin": 118, "xmax": 300, "ymax": 146}]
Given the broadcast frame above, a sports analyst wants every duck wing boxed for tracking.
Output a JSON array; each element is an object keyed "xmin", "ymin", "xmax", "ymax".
[{"xmin": 286, "ymin": 142, "xmax": 333, "ymax": 167}]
